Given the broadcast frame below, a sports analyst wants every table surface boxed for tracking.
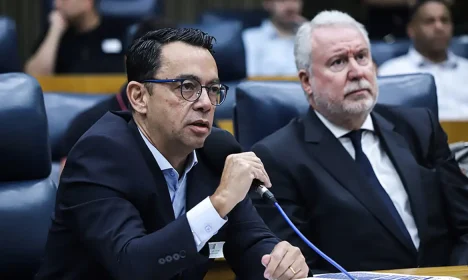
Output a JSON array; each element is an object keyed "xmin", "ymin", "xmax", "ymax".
[
  {"xmin": 378, "ymin": 266, "xmax": 468, "ymax": 280},
  {"xmin": 203, "ymin": 265, "xmax": 468, "ymax": 280}
]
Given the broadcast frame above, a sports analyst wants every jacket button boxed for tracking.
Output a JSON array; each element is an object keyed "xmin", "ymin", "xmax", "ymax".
[
  {"xmin": 165, "ymin": 255, "xmax": 173, "ymax": 262},
  {"xmin": 173, "ymin": 253, "xmax": 180, "ymax": 261},
  {"xmin": 180, "ymin": 250, "xmax": 186, "ymax": 258},
  {"xmin": 158, "ymin": 258, "xmax": 165, "ymax": 265}
]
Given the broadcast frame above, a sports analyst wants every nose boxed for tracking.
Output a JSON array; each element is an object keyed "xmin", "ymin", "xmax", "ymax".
[
  {"xmin": 347, "ymin": 58, "xmax": 365, "ymax": 81},
  {"xmin": 193, "ymin": 88, "xmax": 212, "ymax": 112},
  {"xmin": 434, "ymin": 20, "xmax": 446, "ymax": 31}
]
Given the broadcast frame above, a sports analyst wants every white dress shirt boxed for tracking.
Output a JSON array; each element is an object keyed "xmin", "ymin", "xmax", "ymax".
[
  {"xmin": 242, "ymin": 20, "xmax": 298, "ymax": 77},
  {"xmin": 139, "ymin": 129, "xmax": 227, "ymax": 252},
  {"xmin": 378, "ymin": 48, "xmax": 468, "ymax": 121},
  {"xmin": 315, "ymin": 111, "xmax": 420, "ymax": 249}
]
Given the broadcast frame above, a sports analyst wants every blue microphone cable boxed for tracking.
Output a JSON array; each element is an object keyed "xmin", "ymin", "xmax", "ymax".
[{"xmin": 256, "ymin": 186, "xmax": 357, "ymax": 280}]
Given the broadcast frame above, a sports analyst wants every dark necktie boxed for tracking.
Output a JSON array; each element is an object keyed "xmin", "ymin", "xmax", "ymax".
[{"xmin": 346, "ymin": 130, "xmax": 413, "ymax": 245}]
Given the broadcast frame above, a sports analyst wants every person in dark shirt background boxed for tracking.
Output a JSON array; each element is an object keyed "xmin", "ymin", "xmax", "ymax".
[
  {"xmin": 59, "ymin": 17, "xmax": 175, "ymax": 168},
  {"xmin": 25, "ymin": 0, "xmax": 127, "ymax": 75},
  {"xmin": 362, "ymin": 0, "xmax": 455, "ymax": 39}
]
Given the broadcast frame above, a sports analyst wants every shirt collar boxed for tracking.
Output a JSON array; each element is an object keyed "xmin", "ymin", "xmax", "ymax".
[
  {"xmin": 407, "ymin": 47, "xmax": 458, "ymax": 69},
  {"xmin": 260, "ymin": 20, "xmax": 279, "ymax": 38},
  {"xmin": 138, "ymin": 128, "xmax": 198, "ymax": 174},
  {"xmin": 314, "ymin": 110, "xmax": 374, "ymax": 138}
]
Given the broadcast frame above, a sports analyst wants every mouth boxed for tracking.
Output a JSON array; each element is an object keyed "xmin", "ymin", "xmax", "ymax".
[
  {"xmin": 345, "ymin": 89, "xmax": 369, "ymax": 97},
  {"xmin": 187, "ymin": 120, "xmax": 211, "ymax": 135},
  {"xmin": 189, "ymin": 120, "xmax": 210, "ymax": 128}
]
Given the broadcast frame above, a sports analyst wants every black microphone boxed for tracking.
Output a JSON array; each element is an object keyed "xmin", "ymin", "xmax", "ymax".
[{"xmin": 200, "ymin": 128, "xmax": 277, "ymax": 204}]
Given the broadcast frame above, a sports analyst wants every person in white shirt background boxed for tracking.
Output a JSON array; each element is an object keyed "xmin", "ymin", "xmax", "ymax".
[
  {"xmin": 242, "ymin": 0, "xmax": 306, "ymax": 77},
  {"xmin": 378, "ymin": 0, "xmax": 468, "ymax": 121}
]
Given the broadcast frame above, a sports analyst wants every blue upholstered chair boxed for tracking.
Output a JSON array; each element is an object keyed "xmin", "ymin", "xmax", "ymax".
[
  {"xmin": 43, "ymin": 92, "xmax": 110, "ymax": 184},
  {"xmin": 43, "ymin": 92, "xmax": 109, "ymax": 161},
  {"xmin": 0, "ymin": 73, "xmax": 56, "ymax": 278},
  {"xmin": 179, "ymin": 20, "xmax": 246, "ymax": 82},
  {"xmin": 234, "ymin": 73, "xmax": 438, "ymax": 150}
]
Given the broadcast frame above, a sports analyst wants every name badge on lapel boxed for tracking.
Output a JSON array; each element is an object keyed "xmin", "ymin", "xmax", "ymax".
[
  {"xmin": 208, "ymin": 241, "xmax": 225, "ymax": 259},
  {"xmin": 101, "ymin": 38, "xmax": 122, "ymax": 54}
]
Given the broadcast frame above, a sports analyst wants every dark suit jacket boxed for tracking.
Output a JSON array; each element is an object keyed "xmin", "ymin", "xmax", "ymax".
[
  {"xmin": 35, "ymin": 111, "xmax": 279, "ymax": 280},
  {"xmin": 251, "ymin": 105, "xmax": 468, "ymax": 273}
]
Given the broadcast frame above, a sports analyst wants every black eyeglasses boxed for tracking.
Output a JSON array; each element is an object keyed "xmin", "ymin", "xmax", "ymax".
[{"xmin": 140, "ymin": 78, "xmax": 229, "ymax": 106}]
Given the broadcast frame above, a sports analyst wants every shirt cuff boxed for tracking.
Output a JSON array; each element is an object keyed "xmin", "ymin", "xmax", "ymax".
[{"xmin": 186, "ymin": 196, "xmax": 228, "ymax": 252}]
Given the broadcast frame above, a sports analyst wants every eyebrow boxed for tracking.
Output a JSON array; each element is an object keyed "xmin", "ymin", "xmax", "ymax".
[
  {"xmin": 330, "ymin": 46, "xmax": 369, "ymax": 55},
  {"xmin": 174, "ymin": 74, "xmax": 220, "ymax": 84}
]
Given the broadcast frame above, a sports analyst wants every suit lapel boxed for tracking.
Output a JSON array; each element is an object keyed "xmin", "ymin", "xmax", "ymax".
[
  {"xmin": 128, "ymin": 118, "xmax": 175, "ymax": 224},
  {"xmin": 302, "ymin": 109, "xmax": 417, "ymax": 253},
  {"xmin": 372, "ymin": 112, "xmax": 428, "ymax": 249}
]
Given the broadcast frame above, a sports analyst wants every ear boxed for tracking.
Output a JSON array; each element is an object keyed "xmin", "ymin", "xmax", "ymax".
[
  {"xmin": 298, "ymin": 69, "xmax": 313, "ymax": 100},
  {"xmin": 127, "ymin": 81, "xmax": 149, "ymax": 114}
]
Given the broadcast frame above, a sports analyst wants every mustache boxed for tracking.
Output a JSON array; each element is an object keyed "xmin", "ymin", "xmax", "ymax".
[{"xmin": 344, "ymin": 79, "xmax": 372, "ymax": 95}]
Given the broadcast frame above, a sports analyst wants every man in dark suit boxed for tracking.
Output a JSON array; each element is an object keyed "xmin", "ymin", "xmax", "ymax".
[
  {"xmin": 35, "ymin": 28, "xmax": 309, "ymax": 280},
  {"xmin": 251, "ymin": 10, "xmax": 468, "ymax": 273}
]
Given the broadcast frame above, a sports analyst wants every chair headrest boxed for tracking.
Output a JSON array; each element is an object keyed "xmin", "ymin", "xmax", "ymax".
[
  {"xmin": 179, "ymin": 20, "xmax": 246, "ymax": 82},
  {"xmin": 0, "ymin": 73, "xmax": 51, "ymax": 181},
  {"xmin": 0, "ymin": 17, "xmax": 21, "ymax": 73},
  {"xmin": 371, "ymin": 40, "xmax": 411, "ymax": 66},
  {"xmin": 377, "ymin": 73, "xmax": 438, "ymax": 118},
  {"xmin": 235, "ymin": 73, "xmax": 438, "ymax": 150},
  {"xmin": 43, "ymin": 92, "xmax": 110, "ymax": 161},
  {"xmin": 235, "ymin": 81, "xmax": 307, "ymax": 150}
]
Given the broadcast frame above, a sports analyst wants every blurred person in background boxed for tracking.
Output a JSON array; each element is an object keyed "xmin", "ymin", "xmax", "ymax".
[
  {"xmin": 243, "ymin": 0, "xmax": 306, "ymax": 77},
  {"xmin": 378, "ymin": 0, "xmax": 468, "ymax": 120},
  {"xmin": 58, "ymin": 17, "xmax": 175, "ymax": 171},
  {"xmin": 362, "ymin": 0, "xmax": 454, "ymax": 39},
  {"xmin": 25, "ymin": 0, "xmax": 126, "ymax": 75}
]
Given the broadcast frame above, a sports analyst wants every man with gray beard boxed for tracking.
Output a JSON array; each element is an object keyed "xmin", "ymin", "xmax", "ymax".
[{"xmin": 250, "ymin": 10, "xmax": 468, "ymax": 274}]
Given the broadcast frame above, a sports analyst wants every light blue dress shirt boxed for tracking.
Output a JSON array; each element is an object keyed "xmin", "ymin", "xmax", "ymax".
[
  {"xmin": 138, "ymin": 129, "xmax": 227, "ymax": 251},
  {"xmin": 242, "ymin": 20, "xmax": 298, "ymax": 77}
]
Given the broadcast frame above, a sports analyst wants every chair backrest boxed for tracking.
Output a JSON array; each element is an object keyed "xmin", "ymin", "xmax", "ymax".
[
  {"xmin": 234, "ymin": 73, "xmax": 438, "ymax": 150},
  {"xmin": 0, "ymin": 73, "xmax": 56, "ymax": 278},
  {"xmin": 371, "ymin": 40, "xmax": 411, "ymax": 66},
  {"xmin": 179, "ymin": 20, "xmax": 246, "ymax": 82},
  {"xmin": 43, "ymin": 92, "xmax": 110, "ymax": 161},
  {"xmin": 0, "ymin": 17, "xmax": 21, "ymax": 73}
]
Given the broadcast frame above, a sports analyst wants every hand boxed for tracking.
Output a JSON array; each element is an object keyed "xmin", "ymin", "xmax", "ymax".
[
  {"xmin": 48, "ymin": 10, "xmax": 68, "ymax": 34},
  {"xmin": 262, "ymin": 241, "xmax": 309, "ymax": 280},
  {"xmin": 210, "ymin": 152, "xmax": 271, "ymax": 217}
]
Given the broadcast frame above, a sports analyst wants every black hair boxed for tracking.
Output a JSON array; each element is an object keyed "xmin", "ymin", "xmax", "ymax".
[
  {"xmin": 409, "ymin": 0, "xmax": 451, "ymax": 21},
  {"xmin": 125, "ymin": 17, "xmax": 176, "ymax": 52},
  {"xmin": 125, "ymin": 28, "xmax": 216, "ymax": 83}
]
